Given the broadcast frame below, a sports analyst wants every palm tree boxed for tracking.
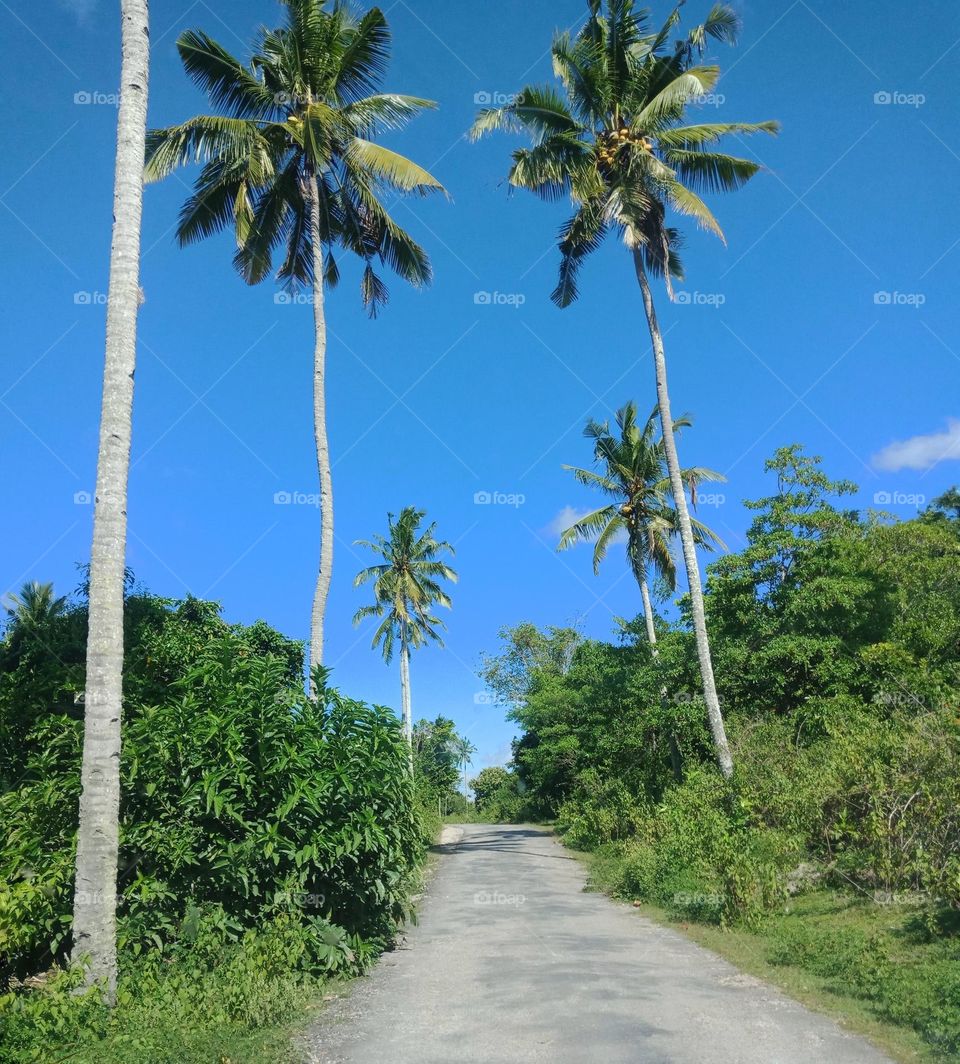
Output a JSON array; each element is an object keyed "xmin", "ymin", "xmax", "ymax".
[
  {"xmin": 145, "ymin": 0, "xmax": 443, "ymax": 684},
  {"xmin": 454, "ymin": 735, "xmax": 476, "ymax": 800},
  {"xmin": 470, "ymin": 1, "xmax": 778, "ymax": 777},
  {"xmin": 352, "ymin": 507, "xmax": 457, "ymax": 749},
  {"xmin": 72, "ymin": 0, "xmax": 150, "ymax": 1002},
  {"xmin": 558, "ymin": 402, "xmax": 724, "ymax": 649},
  {"xmin": 3, "ymin": 581, "xmax": 68, "ymax": 632}
]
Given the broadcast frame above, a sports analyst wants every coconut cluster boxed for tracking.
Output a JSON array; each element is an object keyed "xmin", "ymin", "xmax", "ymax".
[{"xmin": 596, "ymin": 125, "xmax": 654, "ymax": 170}]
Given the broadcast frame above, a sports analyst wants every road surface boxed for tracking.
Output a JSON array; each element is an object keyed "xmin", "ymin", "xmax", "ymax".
[{"xmin": 303, "ymin": 824, "xmax": 889, "ymax": 1063}]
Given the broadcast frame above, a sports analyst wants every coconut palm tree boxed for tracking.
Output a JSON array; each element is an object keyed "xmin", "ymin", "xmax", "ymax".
[
  {"xmin": 470, "ymin": 1, "xmax": 778, "ymax": 777},
  {"xmin": 454, "ymin": 735, "xmax": 476, "ymax": 799},
  {"xmin": 352, "ymin": 507, "xmax": 457, "ymax": 749},
  {"xmin": 558, "ymin": 402, "xmax": 724, "ymax": 649},
  {"xmin": 3, "ymin": 581, "xmax": 68, "ymax": 631},
  {"xmin": 145, "ymin": 0, "xmax": 443, "ymax": 684},
  {"xmin": 72, "ymin": 0, "xmax": 150, "ymax": 1002}
]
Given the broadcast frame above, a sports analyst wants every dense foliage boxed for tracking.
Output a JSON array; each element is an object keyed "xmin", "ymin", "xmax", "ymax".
[
  {"xmin": 0, "ymin": 587, "xmax": 429, "ymax": 1061},
  {"xmin": 481, "ymin": 448, "xmax": 960, "ymax": 1050}
]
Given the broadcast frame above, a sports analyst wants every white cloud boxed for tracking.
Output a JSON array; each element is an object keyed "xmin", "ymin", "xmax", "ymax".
[
  {"xmin": 545, "ymin": 504, "xmax": 628, "ymax": 545},
  {"xmin": 59, "ymin": 0, "xmax": 97, "ymax": 19},
  {"xmin": 872, "ymin": 420, "xmax": 960, "ymax": 472},
  {"xmin": 546, "ymin": 505, "xmax": 592, "ymax": 539}
]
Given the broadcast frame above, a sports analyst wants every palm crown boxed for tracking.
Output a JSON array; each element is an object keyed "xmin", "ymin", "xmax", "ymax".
[
  {"xmin": 145, "ymin": 0, "xmax": 444, "ymax": 313},
  {"xmin": 559, "ymin": 402, "xmax": 724, "ymax": 588},
  {"xmin": 470, "ymin": 0, "xmax": 778, "ymax": 305},
  {"xmin": 353, "ymin": 507, "xmax": 458, "ymax": 661}
]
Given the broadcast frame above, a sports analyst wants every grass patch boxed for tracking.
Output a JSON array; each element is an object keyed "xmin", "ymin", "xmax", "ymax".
[{"xmin": 571, "ymin": 844, "xmax": 960, "ymax": 1064}]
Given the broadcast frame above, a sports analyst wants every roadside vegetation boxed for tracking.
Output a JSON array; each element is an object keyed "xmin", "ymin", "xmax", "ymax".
[
  {"xmin": 478, "ymin": 452, "xmax": 960, "ymax": 1058},
  {"xmin": 0, "ymin": 581, "xmax": 470, "ymax": 1061}
]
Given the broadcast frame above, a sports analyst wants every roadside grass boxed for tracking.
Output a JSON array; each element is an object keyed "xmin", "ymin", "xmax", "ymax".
[{"xmin": 572, "ymin": 844, "xmax": 960, "ymax": 1064}]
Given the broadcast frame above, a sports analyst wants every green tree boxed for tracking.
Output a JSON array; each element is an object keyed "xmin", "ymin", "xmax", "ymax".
[
  {"xmin": 3, "ymin": 581, "xmax": 67, "ymax": 633},
  {"xmin": 471, "ymin": 0, "xmax": 778, "ymax": 778},
  {"xmin": 470, "ymin": 766, "xmax": 512, "ymax": 811},
  {"xmin": 412, "ymin": 716, "xmax": 460, "ymax": 794},
  {"xmin": 145, "ymin": 0, "xmax": 443, "ymax": 680},
  {"xmin": 453, "ymin": 736, "xmax": 476, "ymax": 798},
  {"xmin": 72, "ymin": 0, "xmax": 150, "ymax": 1001},
  {"xmin": 353, "ymin": 508, "xmax": 457, "ymax": 746},
  {"xmin": 479, "ymin": 622, "xmax": 581, "ymax": 706},
  {"xmin": 558, "ymin": 401, "xmax": 723, "ymax": 648}
]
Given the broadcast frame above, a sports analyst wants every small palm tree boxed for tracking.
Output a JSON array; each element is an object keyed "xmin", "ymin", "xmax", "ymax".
[
  {"xmin": 558, "ymin": 402, "xmax": 724, "ymax": 649},
  {"xmin": 3, "ymin": 581, "xmax": 68, "ymax": 632},
  {"xmin": 146, "ymin": 0, "xmax": 444, "ymax": 682},
  {"xmin": 471, "ymin": 1, "xmax": 778, "ymax": 777},
  {"xmin": 353, "ymin": 507, "xmax": 457, "ymax": 748},
  {"xmin": 454, "ymin": 735, "xmax": 476, "ymax": 800}
]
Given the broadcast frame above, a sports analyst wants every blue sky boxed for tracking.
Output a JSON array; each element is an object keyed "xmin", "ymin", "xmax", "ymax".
[{"xmin": 3, "ymin": 0, "xmax": 959, "ymax": 779}]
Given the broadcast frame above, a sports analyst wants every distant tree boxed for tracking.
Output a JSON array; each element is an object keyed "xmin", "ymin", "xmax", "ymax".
[
  {"xmin": 479, "ymin": 622, "xmax": 581, "ymax": 706},
  {"xmin": 924, "ymin": 487, "xmax": 960, "ymax": 531},
  {"xmin": 454, "ymin": 735, "xmax": 477, "ymax": 798},
  {"xmin": 353, "ymin": 508, "xmax": 457, "ymax": 747},
  {"xmin": 470, "ymin": 766, "xmax": 511, "ymax": 811},
  {"xmin": 412, "ymin": 716, "xmax": 460, "ymax": 794},
  {"xmin": 558, "ymin": 401, "xmax": 723, "ymax": 649},
  {"xmin": 3, "ymin": 581, "xmax": 68, "ymax": 633}
]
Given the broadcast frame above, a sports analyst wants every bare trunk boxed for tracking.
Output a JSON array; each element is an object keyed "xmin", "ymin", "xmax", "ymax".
[
  {"xmin": 640, "ymin": 572, "xmax": 682, "ymax": 779},
  {"xmin": 399, "ymin": 635, "xmax": 413, "ymax": 772},
  {"xmin": 72, "ymin": 0, "xmax": 149, "ymax": 1003},
  {"xmin": 307, "ymin": 174, "xmax": 333, "ymax": 687},
  {"xmin": 633, "ymin": 250, "xmax": 733, "ymax": 779},
  {"xmin": 639, "ymin": 575, "xmax": 658, "ymax": 647}
]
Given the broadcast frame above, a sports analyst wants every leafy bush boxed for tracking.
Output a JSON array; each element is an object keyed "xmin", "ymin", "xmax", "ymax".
[{"xmin": 0, "ymin": 591, "xmax": 429, "ymax": 1060}]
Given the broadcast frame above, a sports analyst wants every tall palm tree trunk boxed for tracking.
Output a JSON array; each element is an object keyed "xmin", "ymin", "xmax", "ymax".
[
  {"xmin": 639, "ymin": 574, "xmax": 658, "ymax": 648},
  {"xmin": 72, "ymin": 0, "xmax": 150, "ymax": 1003},
  {"xmin": 399, "ymin": 633, "xmax": 413, "ymax": 771},
  {"xmin": 638, "ymin": 571, "xmax": 682, "ymax": 779},
  {"xmin": 307, "ymin": 173, "xmax": 333, "ymax": 686},
  {"xmin": 633, "ymin": 250, "xmax": 733, "ymax": 779}
]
